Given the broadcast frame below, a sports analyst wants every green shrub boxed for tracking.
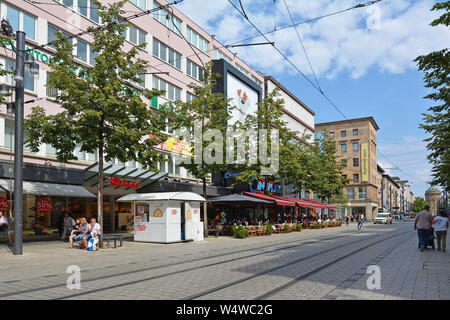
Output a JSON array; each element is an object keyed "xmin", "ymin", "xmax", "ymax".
[
  {"xmin": 284, "ymin": 224, "xmax": 290, "ymax": 232},
  {"xmin": 232, "ymin": 225, "xmax": 248, "ymax": 239},
  {"xmin": 263, "ymin": 222, "xmax": 273, "ymax": 235},
  {"xmin": 296, "ymin": 223, "xmax": 302, "ymax": 232},
  {"xmin": 316, "ymin": 222, "xmax": 322, "ymax": 229}
]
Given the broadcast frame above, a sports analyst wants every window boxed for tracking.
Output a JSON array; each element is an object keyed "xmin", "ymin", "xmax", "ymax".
[
  {"xmin": 353, "ymin": 174, "xmax": 359, "ymax": 183},
  {"xmin": 186, "ymin": 59, "xmax": 204, "ymax": 82},
  {"xmin": 5, "ymin": 4, "xmax": 36, "ymax": 41},
  {"xmin": 186, "ymin": 26, "xmax": 209, "ymax": 54},
  {"xmin": 153, "ymin": 1, "xmax": 182, "ymax": 36},
  {"xmin": 168, "ymin": 48, "xmax": 182, "ymax": 70},
  {"xmin": 341, "ymin": 130, "xmax": 346, "ymax": 137},
  {"xmin": 341, "ymin": 159, "xmax": 347, "ymax": 167},
  {"xmin": 152, "ymin": 76, "xmax": 180, "ymax": 99},
  {"xmin": 213, "ymin": 47, "xmax": 232, "ymax": 63},
  {"xmin": 48, "ymin": 25, "xmax": 71, "ymax": 50},
  {"xmin": 4, "ymin": 118, "xmax": 14, "ymax": 149},
  {"xmin": 46, "ymin": 72, "xmax": 59, "ymax": 98},
  {"xmin": 353, "ymin": 142, "xmax": 359, "ymax": 151},
  {"xmin": 353, "ymin": 129, "xmax": 358, "ymax": 136},
  {"xmin": 125, "ymin": 25, "xmax": 146, "ymax": 46},
  {"xmin": 76, "ymin": 39, "xmax": 88, "ymax": 62},
  {"xmin": 46, "ymin": 143, "xmax": 57, "ymax": 156},
  {"xmin": 353, "ymin": 158, "xmax": 359, "ymax": 167},
  {"xmin": 346, "ymin": 187, "xmax": 354, "ymax": 200},
  {"xmin": 358, "ymin": 187, "xmax": 367, "ymax": 199},
  {"xmin": 251, "ymin": 75, "xmax": 262, "ymax": 87},
  {"xmin": 89, "ymin": 0, "xmax": 99, "ymax": 23},
  {"xmin": 235, "ymin": 64, "xmax": 248, "ymax": 76},
  {"xmin": 341, "ymin": 143, "xmax": 347, "ymax": 152},
  {"xmin": 130, "ymin": 0, "xmax": 146, "ymax": 10},
  {"xmin": 89, "ymin": 45, "xmax": 98, "ymax": 66},
  {"xmin": 186, "ymin": 92, "xmax": 195, "ymax": 102},
  {"xmin": 78, "ymin": 0, "xmax": 88, "ymax": 16},
  {"xmin": 329, "ymin": 131, "xmax": 335, "ymax": 138}
]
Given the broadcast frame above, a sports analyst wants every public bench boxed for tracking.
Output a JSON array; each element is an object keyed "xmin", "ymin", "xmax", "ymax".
[
  {"xmin": 101, "ymin": 234, "xmax": 126, "ymax": 248},
  {"xmin": 207, "ymin": 228, "xmax": 220, "ymax": 237}
]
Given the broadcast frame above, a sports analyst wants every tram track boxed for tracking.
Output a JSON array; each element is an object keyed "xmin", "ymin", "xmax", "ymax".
[
  {"xmin": 186, "ymin": 229, "xmax": 412, "ymax": 300},
  {"xmin": 51, "ymin": 226, "xmax": 407, "ymax": 300},
  {"xmin": 0, "ymin": 228, "xmax": 367, "ymax": 298}
]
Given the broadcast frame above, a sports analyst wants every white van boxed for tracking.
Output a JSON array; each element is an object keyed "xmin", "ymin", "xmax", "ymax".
[{"xmin": 374, "ymin": 212, "xmax": 393, "ymax": 224}]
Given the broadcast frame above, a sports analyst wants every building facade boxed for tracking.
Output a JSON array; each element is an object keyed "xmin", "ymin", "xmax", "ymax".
[
  {"xmin": 315, "ymin": 117, "xmax": 379, "ymax": 221},
  {"xmin": 0, "ymin": 0, "xmax": 267, "ymax": 235},
  {"xmin": 381, "ymin": 174, "xmax": 400, "ymax": 214}
]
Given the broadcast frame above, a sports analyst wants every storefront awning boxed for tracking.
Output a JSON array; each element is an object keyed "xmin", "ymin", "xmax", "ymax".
[
  {"xmin": 117, "ymin": 192, "xmax": 206, "ymax": 202},
  {"xmin": 243, "ymin": 192, "xmax": 296, "ymax": 207},
  {"xmin": 0, "ymin": 179, "xmax": 96, "ymax": 198}
]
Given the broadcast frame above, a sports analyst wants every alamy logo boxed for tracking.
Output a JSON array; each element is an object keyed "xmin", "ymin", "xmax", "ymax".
[
  {"xmin": 366, "ymin": 265, "xmax": 381, "ymax": 289},
  {"xmin": 66, "ymin": 265, "xmax": 81, "ymax": 290}
]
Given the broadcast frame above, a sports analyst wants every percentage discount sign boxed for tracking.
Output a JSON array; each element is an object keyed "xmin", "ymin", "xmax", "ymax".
[
  {"xmin": 37, "ymin": 199, "xmax": 53, "ymax": 214},
  {"xmin": 0, "ymin": 197, "xmax": 9, "ymax": 211}
]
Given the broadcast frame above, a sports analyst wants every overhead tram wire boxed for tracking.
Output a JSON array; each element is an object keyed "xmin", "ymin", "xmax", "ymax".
[
  {"xmin": 282, "ymin": 0, "xmax": 322, "ymax": 93},
  {"xmin": 22, "ymin": 0, "xmax": 184, "ymax": 53},
  {"xmin": 147, "ymin": 0, "xmax": 385, "ymax": 74},
  {"xmin": 229, "ymin": 0, "xmax": 417, "ymax": 183},
  {"xmin": 29, "ymin": 0, "xmax": 147, "ymax": 14}
]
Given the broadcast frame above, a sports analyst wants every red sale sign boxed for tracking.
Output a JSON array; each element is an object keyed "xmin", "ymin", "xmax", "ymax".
[
  {"xmin": 37, "ymin": 199, "xmax": 53, "ymax": 214},
  {"xmin": 0, "ymin": 197, "xmax": 9, "ymax": 211}
]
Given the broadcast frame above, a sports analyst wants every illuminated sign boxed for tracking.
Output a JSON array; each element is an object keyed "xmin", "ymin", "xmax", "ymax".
[
  {"xmin": 109, "ymin": 177, "xmax": 141, "ymax": 188},
  {"xmin": 361, "ymin": 142, "xmax": 369, "ymax": 182},
  {"xmin": 249, "ymin": 176, "xmax": 281, "ymax": 194}
]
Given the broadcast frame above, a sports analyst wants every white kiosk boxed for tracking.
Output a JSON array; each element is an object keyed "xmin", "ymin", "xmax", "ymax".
[{"xmin": 116, "ymin": 192, "xmax": 205, "ymax": 243}]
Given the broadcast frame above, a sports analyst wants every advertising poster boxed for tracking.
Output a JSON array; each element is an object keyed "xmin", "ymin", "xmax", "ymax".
[
  {"xmin": 361, "ymin": 142, "xmax": 369, "ymax": 182},
  {"xmin": 227, "ymin": 72, "xmax": 258, "ymax": 124}
]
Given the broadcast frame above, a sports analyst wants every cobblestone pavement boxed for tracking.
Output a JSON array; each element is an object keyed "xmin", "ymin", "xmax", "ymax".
[{"xmin": 0, "ymin": 220, "xmax": 448, "ymax": 300}]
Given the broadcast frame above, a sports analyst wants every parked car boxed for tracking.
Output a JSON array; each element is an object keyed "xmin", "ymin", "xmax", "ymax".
[{"xmin": 374, "ymin": 212, "xmax": 393, "ymax": 224}]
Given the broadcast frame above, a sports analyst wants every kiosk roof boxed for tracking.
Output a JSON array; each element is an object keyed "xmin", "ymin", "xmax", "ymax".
[{"xmin": 117, "ymin": 192, "xmax": 206, "ymax": 202}]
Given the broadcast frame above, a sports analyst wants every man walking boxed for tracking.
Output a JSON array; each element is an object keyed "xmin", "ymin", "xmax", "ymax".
[
  {"xmin": 414, "ymin": 205, "xmax": 433, "ymax": 251},
  {"xmin": 357, "ymin": 214, "xmax": 363, "ymax": 231}
]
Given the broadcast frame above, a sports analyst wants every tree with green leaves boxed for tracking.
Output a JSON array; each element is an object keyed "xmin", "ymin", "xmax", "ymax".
[
  {"xmin": 24, "ymin": 0, "xmax": 167, "ymax": 237},
  {"xmin": 413, "ymin": 197, "xmax": 428, "ymax": 213},
  {"xmin": 306, "ymin": 134, "xmax": 349, "ymax": 202},
  {"xmin": 169, "ymin": 62, "xmax": 232, "ymax": 234},
  {"xmin": 415, "ymin": 1, "xmax": 450, "ymax": 192}
]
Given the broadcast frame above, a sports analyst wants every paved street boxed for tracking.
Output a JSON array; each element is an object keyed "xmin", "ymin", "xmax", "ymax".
[{"xmin": 0, "ymin": 220, "xmax": 448, "ymax": 300}]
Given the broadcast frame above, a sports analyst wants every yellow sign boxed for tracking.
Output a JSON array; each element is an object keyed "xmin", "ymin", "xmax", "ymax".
[
  {"xmin": 186, "ymin": 209, "xmax": 191, "ymax": 220},
  {"xmin": 361, "ymin": 142, "xmax": 369, "ymax": 182},
  {"xmin": 152, "ymin": 208, "xmax": 164, "ymax": 218}
]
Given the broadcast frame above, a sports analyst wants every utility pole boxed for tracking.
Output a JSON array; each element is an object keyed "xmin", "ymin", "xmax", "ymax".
[{"xmin": 13, "ymin": 31, "xmax": 25, "ymax": 255}]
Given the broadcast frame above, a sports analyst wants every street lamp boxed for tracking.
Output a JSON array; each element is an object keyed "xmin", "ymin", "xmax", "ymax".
[{"xmin": 0, "ymin": 20, "xmax": 39, "ymax": 255}]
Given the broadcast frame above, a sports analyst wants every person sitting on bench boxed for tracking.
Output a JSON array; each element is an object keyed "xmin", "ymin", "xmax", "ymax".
[
  {"xmin": 82, "ymin": 218, "xmax": 101, "ymax": 251},
  {"xmin": 69, "ymin": 218, "xmax": 89, "ymax": 249}
]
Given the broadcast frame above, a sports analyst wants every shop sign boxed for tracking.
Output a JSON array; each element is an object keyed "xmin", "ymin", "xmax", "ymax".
[
  {"xmin": 0, "ymin": 197, "xmax": 9, "ymax": 211},
  {"xmin": 152, "ymin": 208, "xmax": 163, "ymax": 218},
  {"xmin": 171, "ymin": 209, "xmax": 178, "ymax": 215},
  {"xmin": 109, "ymin": 177, "xmax": 141, "ymax": 188},
  {"xmin": 194, "ymin": 209, "xmax": 199, "ymax": 214},
  {"xmin": 137, "ymin": 206, "xmax": 145, "ymax": 214},
  {"xmin": 37, "ymin": 199, "xmax": 53, "ymax": 214},
  {"xmin": 186, "ymin": 209, "xmax": 191, "ymax": 220},
  {"xmin": 224, "ymin": 172, "xmax": 240, "ymax": 179},
  {"xmin": 249, "ymin": 176, "xmax": 281, "ymax": 194}
]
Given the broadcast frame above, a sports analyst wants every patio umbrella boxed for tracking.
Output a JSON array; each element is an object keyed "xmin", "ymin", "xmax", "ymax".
[{"xmin": 208, "ymin": 193, "xmax": 273, "ymax": 205}]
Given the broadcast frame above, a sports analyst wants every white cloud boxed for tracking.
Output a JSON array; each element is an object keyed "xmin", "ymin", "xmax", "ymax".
[{"xmin": 177, "ymin": 0, "xmax": 449, "ymax": 79}]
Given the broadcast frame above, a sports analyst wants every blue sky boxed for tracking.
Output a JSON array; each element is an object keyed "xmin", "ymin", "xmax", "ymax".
[{"xmin": 177, "ymin": 0, "xmax": 449, "ymax": 197}]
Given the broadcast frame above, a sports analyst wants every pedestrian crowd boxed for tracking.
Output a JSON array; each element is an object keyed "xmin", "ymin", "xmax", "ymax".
[{"xmin": 60, "ymin": 213, "xmax": 101, "ymax": 251}]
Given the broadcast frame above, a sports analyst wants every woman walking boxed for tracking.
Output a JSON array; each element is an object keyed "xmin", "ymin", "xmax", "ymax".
[{"xmin": 434, "ymin": 209, "xmax": 449, "ymax": 253}]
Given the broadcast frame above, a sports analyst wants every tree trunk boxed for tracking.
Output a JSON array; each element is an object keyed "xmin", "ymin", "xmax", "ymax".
[
  {"xmin": 203, "ymin": 177, "xmax": 207, "ymax": 237},
  {"xmin": 97, "ymin": 131, "xmax": 104, "ymax": 248}
]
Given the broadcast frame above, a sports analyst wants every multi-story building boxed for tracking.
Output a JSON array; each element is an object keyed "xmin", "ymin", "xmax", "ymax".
[
  {"xmin": 393, "ymin": 178, "xmax": 413, "ymax": 215},
  {"xmin": 0, "ymin": 0, "xmax": 268, "ymax": 235},
  {"xmin": 315, "ymin": 117, "xmax": 379, "ymax": 221},
  {"xmin": 381, "ymin": 174, "xmax": 400, "ymax": 214}
]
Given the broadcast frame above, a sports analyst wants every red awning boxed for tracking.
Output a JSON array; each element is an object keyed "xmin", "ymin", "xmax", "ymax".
[
  {"xmin": 326, "ymin": 204, "xmax": 338, "ymax": 209},
  {"xmin": 243, "ymin": 192, "xmax": 296, "ymax": 207},
  {"xmin": 272, "ymin": 196, "xmax": 317, "ymax": 208}
]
